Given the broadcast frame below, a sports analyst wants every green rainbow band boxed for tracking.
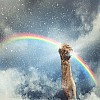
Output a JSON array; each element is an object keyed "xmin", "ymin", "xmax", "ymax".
[
  {"xmin": 2, "ymin": 33, "xmax": 61, "ymax": 47},
  {"xmin": 1, "ymin": 33, "xmax": 97, "ymax": 85},
  {"xmin": 72, "ymin": 52, "xmax": 97, "ymax": 85}
]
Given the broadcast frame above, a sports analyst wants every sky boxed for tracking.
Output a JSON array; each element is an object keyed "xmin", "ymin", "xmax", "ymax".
[{"xmin": 0, "ymin": 0, "xmax": 100, "ymax": 100}]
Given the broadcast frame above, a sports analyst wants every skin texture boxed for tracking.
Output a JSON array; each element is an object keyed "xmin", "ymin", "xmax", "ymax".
[{"xmin": 59, "ymin": 44, "xmax": 76, "ymax": 100}]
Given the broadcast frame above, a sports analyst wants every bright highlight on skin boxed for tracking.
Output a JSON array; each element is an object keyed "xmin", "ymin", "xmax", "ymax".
[{"xmin": 1, "ymin": 33, "xmax": 97, "ymax": 86}]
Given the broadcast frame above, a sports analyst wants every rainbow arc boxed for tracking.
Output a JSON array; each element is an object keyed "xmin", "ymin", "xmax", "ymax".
[{"xmin": 1, "ymin": 33, "xmax": 97, "ymax": 86}]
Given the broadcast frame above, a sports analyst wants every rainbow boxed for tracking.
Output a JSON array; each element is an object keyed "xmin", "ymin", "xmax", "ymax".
[
  {"xmin": 1, "ymin": 33, "xmax": 97, "ymax": 85},
  {"xmin": 1, "ymin": 33, "xmax": 61, "ymax": 47},
  {"xmin": 72, "ymin": 52, "xmax": 97, "ymax": 85}
]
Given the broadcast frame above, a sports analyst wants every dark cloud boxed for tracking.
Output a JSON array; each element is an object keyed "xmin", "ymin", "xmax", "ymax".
[{"xmin": 0, "ymin": 0, "xmax": 99, "ymax": 39}]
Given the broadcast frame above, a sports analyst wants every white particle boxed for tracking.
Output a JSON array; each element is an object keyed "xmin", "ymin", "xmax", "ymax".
[
  {"xmin": 19, "ymin": 24, "xmax": 22, "ymax": 26},
  {"xmin": 30, "ymin": 12, "xmax": 32, "ymax": 15},
  {"xmin": 44, "ymin": 23, "xmax": 46, "ymax": 25},
  {"xmin": 28, "ymin": 8, "xmax": 30, "ymax": 11},
  {"xmin": 13, "ymin": 6, "xmax": 16, "ymax": 8},
  {"xmin": 62, "ymin": 6, "xmax": 64, "ymax": 9},
  {"xmin": 5, "ymin": 17, "xmax": 7, "ymax": 19},
  {"xmin": 36, "ymin": 67, "xmax": 38, "ymax": 70},
  {"xmin": 1, "ymin": 13, "xmax": 4, "ymax": 15},
  {"xmin": 57, "ymin": 3, "xmax": 59, "ymax": 6},
  {"xmin": 11, "ymin": 21, "xmax": 14, "ymax": 23},
  {"xmin": 11, "ymin": 50, "xmax": 13, "ymax": 52}
]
